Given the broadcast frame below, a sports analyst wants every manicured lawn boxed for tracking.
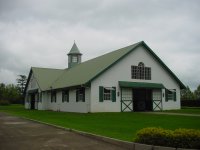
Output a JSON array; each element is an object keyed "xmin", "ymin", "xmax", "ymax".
[
  {"xmin": 0, "ymin": 105, "xmax": 200, "ymax": 141},
  {"xmin": 164, "ymin": 107, "xmax": 200, "ymax": 114}
]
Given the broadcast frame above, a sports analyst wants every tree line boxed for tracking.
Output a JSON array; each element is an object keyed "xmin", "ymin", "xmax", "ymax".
[
  {"xmin": 181, "ymin": 85, "xmax": 200, "ymax": 100},
  {"xmin": 0, "ymin": 75, "xmax": 27, "ymax": 105}
]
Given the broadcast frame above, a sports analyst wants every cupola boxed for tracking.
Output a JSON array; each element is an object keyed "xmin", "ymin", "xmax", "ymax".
[{"xmin": 67, "ymin": 42, "xmax": 82, "ymax": 68}]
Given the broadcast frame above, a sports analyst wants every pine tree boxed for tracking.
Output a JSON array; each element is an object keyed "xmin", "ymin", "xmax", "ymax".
[{"xmin": 16, "ymin": 75, "xmax": 27, "ymax": 95}]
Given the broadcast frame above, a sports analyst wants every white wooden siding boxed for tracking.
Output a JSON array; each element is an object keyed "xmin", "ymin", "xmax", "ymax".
[{"xmin": 91, "ymin": 45, "xmax": 180, "ymax": 112}]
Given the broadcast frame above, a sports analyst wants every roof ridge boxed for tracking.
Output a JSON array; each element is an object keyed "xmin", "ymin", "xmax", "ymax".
[
  {"xmin": 51, "ymin": 41, "xmax": 142, "ymax": 89},
  {"xmin": 66, "ymin": 41, "xmax": 143, "ymax": 70},
  {"xmin": 84, "ymin": 41, "xmax": 142, "ymax": 62},
  {"xmin": 30, "ymin": 40, "xmax": 185, "ymax": 90}
]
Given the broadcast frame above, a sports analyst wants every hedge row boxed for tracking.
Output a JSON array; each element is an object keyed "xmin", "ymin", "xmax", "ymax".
[
  {"xmin": 135, "ymin": 127, "xmax": 200, "ymax": 149},
  {"xmin": 181, "ymin": 100, "xmax": 200, "ymax": 107},
  {"xmin": 0, "ymin": 100, "xmax": 10, "ymax": 105}
]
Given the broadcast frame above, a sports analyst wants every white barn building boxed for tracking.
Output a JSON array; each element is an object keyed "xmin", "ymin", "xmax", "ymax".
[{"xmin": 24, "ymin": 41, "xmax": 185, "ymax": 113}]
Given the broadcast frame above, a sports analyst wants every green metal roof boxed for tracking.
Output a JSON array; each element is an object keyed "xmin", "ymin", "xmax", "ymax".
[
  {"xmin": 25, "ymin": 41, "xmax": 186, "ymax": 92},
  {"xmin": 68, "ymin": 42, "xmax": 82, "ymax": 55},
  {"xmin": 119, "ymin": 81, "xmax": 165, "ymax": 89},
  {"xmin": 51, "ymin": 42, "xmax": 141, "ymax": 89},
  {"xmin": 31, "ymin": 67, "xmax": 64, "ymax": 91}
]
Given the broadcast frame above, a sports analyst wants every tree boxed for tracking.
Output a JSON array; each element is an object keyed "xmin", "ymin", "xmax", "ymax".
[
  {"xmin": 194, "ymin": 85, "xmax": 200, "ymax": 100},
  {"xmin": 181, "ymin": 86, "xmax": 195, "ymax": 100},
  {"xmin": 0, "ymin": 83, "xmax": 22, "ymax": 104},
  {"xmin": 0, "ymin": 83, "xmax": 6, "ymax": 100},
  {"xmin": 16, "ymin": 75, "xmax": 27, "ymax": 95}
]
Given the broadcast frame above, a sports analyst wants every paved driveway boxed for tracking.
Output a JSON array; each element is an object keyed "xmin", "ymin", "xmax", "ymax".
[{"xmin": 0, "ymin": 112, "xmax": 128, "ymax": 150}]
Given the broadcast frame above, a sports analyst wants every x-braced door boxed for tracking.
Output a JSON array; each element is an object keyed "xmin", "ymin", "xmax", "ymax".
[
  {"xmin": 152, "ymin": 89, "xmax": 162, "ymax": 111},
  {"xmin": 121, "ymin": 88, "xmax": 133, "ymax": 112}
]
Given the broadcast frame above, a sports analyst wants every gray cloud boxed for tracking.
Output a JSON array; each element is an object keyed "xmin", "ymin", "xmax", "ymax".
[{"xmin": 0, "ymin": 0, "xmax": 200, "ymax": 90}]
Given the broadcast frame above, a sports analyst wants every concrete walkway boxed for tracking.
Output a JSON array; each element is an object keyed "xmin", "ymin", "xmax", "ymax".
[
  {"xmin": 0, "ymin": 112, "xmax": 129, "ymax": 150},
  {"xmin": 141, "ymin": 112, "xmax": 200, "ymax": 117}
]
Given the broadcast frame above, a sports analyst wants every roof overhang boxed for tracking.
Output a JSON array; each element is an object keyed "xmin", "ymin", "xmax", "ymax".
[
  {"xmin": 27, "ymin": 89, "xmax": 38, "ymax": 94},
  {"xmin": 119, "ymin": 81, "xmax": 165, "ymax": 89}
]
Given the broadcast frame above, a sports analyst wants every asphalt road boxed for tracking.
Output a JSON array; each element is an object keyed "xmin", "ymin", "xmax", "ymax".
[{"xmin": 0, "ymin": 112, "xmax": 128, "ymax": 150}]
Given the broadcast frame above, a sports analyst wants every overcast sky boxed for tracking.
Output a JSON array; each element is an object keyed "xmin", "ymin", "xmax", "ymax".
[{"xmin": 0, "ymin": 0, "xmax": 199, "ymax": 90}]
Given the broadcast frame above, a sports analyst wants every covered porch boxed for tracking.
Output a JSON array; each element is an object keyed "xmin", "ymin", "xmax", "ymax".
[{"xmin": 119, "ymin": 81, "xmax": 165, "ymax": 112}]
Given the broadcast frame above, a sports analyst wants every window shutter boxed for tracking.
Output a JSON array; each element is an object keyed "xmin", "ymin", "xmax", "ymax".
[
  {"xmin": 76, "ymin": 90, "xmax": 78, "ymax": 102},
  {"xmin": 67, "ymin": 90, "xmax": 69, "ymax": 102},
  {"xmin": 51, "ymin": 92, "xmax": 53, "ymax": 102},
  {"xmin": 40, "ymin": 92, "xmax": 42, "ymax": 102},
  {"xmin": 112, "ymin": 87, "xmax": 116, "ymax": 102},
  {"xmin": 165, "ymin": 89, "xmax": 168, "ymax": 102},
  {"xmin": 99, "ymin": 86, "xmax": 103, "ymax": 102},
  {"xmin": 36, "ymin": 93, "xmax": 39, "ymax": 102},
  {"xmin": 173, "ymin": 91, "xmax": 176, "ymax": 101},
  {"xmin": 62, "ymin": 91, "xmax": 64, "ymax": 102},
  {"xmin": 55, "ymin": 92, "xmax": 57, "ymax": 102},
  {"xmin": 83, "ymin": 88, "xmax": 85, "ymax": 102}
]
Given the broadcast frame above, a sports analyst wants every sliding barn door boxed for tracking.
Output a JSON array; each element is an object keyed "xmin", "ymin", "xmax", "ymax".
[{"xmin": 121, "ymin": 88, "xmax": 133, "ymax": 112}]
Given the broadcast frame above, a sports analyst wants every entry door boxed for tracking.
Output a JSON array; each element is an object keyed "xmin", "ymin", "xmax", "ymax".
[
  {"xmin": 133, "ymin": 89, "xmax": 152, "ymax": 111},
  {"xmin": 30, "ymin": 94, "xmax": 35, "ymax": 109},
  {"xmin": 133, "ymin": 89, "xmax": 146, "ymax": 111}
]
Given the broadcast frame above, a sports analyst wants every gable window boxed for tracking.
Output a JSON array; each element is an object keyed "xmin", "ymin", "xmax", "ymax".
[
  {"xmin": 72, "ymin": 56, "xmax": 78, "ymax": 63},
  {"xmin": 51, "ymin": 91, "xmax": 56, "ymax": 103},
  {"xmin": 165, "ymin": 89, "xmax": 176, "ymax": 101},
  {"xmin": 99, "ymin": 86, "xmax": 116, "ymax": 102},
  {"xmin": 145, "ymin": 67, "xmax": 151, "ymax": 80},
  {"xmin": 76, "ymin": 88, "xmax": 85, "ymax": 102},
  {"xmin": 131, "ymin": 62, "xmax": 151, "ymax": 80},
  {"xmin": 62, "ymin": 90, "xmax": 69, "ymax": 102}
]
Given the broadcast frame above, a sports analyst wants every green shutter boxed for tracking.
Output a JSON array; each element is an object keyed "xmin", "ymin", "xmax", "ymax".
[
  {"xmin": 76, "ymin": 90, "xmax": 78, "ymax": 102},
  {"xmin": 99, "ymin": 86, "xmax": 103, "ymax": 102},
  {"xmin": 173, "ymin": 91, "xmax": 176, "ymax": 101},
  {"xmin": 83, "ymin": 88, "xmax": 85, "ymax": 102},
  {"xmin": 165, "ymin": 89, "xmax": 168, "ymax": 102},
  {"xmin": 67, "ymin": 90, "xmax": 69, "ymax": 102},
  {"xmin": 51, "ymin": 92, "xmax": 53, "ymax": 102},
  {"xmin": 112, "ymin": 87, "xmax": 116, "ymax": 102},
  {"xmin": 40, "ymin": 92, "xmax": 42, "ymax": 102},
  {"xmin": 55, "ymin": 92, "xmax": 57, "ymax": 102},
  {"xmin": 62, "ymin": 91, "xmax": 64, "ymax": 102}
]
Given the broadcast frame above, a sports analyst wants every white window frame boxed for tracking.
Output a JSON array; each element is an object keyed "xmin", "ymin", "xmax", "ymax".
[
  {"xmin": 51, "ymin": 91, "xmax": 56, "ymax": 103},
  {"xmin": 62, "ymin": 90, "xmax": 69, "ymax": 102},
  {"xmin": 72, "ymin": 56, "xmax": 78, "ymax": 63},
  {"xmin": 103, "ymin": 87, "xmax": 114, "ymax": 101},
  {"xmin": 131, "ymin": 62, "xmax": 151, "ymax": 80},
  {"xmin": 167, "ymin": 89, "xmax": 176, "ymax": 101},
  {"xmin": 77, "ymin": 88, "xmax": 85, "ymax": 102}
]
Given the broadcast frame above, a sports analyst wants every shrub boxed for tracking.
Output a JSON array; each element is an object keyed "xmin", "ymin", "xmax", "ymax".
[
  {"xmin": 135, "ymin": 127, "xmax": 200, "ymax": 149},
  {"xmin": 173, "ymin": 128, "xmax": 200, "ymax": 149},
  {"xmin": 181, "ymin": 100, "xmax": 200, "ymax": 107},
  {"xmin": 0, "ymin": 100, "xmax": 10, "ymax": 105}
]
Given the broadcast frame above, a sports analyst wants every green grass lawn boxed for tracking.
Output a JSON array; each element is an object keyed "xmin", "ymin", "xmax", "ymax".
[
  {"xmin": 164, "ymin": 107, "xmax": 200, "ymax": 114},
  {"xmin": 0, "ymin": 105, "xmax": 200, "ymax": 141}
]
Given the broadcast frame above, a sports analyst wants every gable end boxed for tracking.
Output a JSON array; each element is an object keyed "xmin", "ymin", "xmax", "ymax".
[{"xmin": 86, "ymin": 41, "xmax": 185, "ymax": 89}]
